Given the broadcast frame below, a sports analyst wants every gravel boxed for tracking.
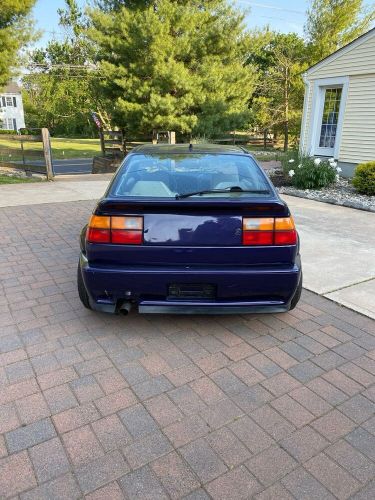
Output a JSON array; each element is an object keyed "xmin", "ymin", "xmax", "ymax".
[{"xmin": 277, "ymin": 178, "xmax": 375, "ymax": 213}]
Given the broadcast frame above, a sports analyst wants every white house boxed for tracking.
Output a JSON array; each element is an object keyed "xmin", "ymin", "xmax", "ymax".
[
  {"xmin": 0, "ymin": 82, "xmax": 26, "ymax": 132},
  {"xmin": 300, "ymin": 28, "xmax": 375, "ymax": 177}
]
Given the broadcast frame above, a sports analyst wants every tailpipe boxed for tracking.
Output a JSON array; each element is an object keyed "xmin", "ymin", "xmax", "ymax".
[{"xmin": 119, "ymin": 302, "xmax": 132, "ymax": 316}]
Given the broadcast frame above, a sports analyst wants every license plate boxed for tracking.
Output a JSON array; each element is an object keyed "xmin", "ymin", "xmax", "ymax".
[{"xmin": 168, "ymin": 283, "xmax": 216, "ymax": 299}]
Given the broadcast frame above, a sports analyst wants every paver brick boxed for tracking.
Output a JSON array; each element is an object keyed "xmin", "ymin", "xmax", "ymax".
[
  {"xmin": 75, "ymin": 450, "xmax": 129, "ymax": 494},
  {"xmin": 180, "ymin": 437, "xmax": 227, "ymax": 483},
  {"xmin": 15, "ymin": 392, "xmax": 50, "ymax": 425},
  {"xmin": 0, "ymin": 402, "xmax": 20, "ymax": 433},
  {"xmin": 339, "ymin": 394, "xmax": 375, "ymax": 423},
  {"xmin": 62, "ymin": 424, "xmax": 104, "ymax": 466},
  {"xmin": 92, "ymin": 414, "xmax": 132, "ymax": 451},
  {"xmin": 43, "ymin": 383, "xmax": 78, "ymax": 414},
  {"xmin": 281, "ymin": 467, "xmax": 336, "ymax": 499},
  {"xmin": 164, "ymin": 414, "xmax": 210, "ymax": 448},
  {"xmin": 271, "ymin": 394, "xmax": 315, "ymax": 427},
  {"xmin": 85, "ymin": 482, "xmax": 125, "ymax": 500},
  {"xmin": 247, "ymin": 352, "xmax": 283, "ymax": 377},
  {"xmin": 210, "ymin": 367, "xmax": 248, "ymax": 395},
  {"xmin": 289, "ymin": 386, "xmax": 332, "ymax": 416},
  {"xmin": 95, "ymin": 388, "xmax": 137, "ymax": 416},
  {"xmin": 133, "ymin": 375, "xmax": 174, "ymax": 400},
  {"xmin": 168, "ymin": 385, "xmax": 207, "ymax": 415},
  {"xmin": 345, "ymin": 427, "xmax": 375, "ymax": 461},
  {"xmin": 280, "ymin": 426, "xmax": 329, "ymax": 463},
  {"xmin": 2, "ymin": 201, "xmax": 375, "ymax": 500},
  {"xmin": 246, "ymin": 445, "xmax": 297, "ymax": 486},
  {"xmin": 37, "ymin": 366, "xmax": 77, "ymax": 390},
  {"xmin": 0, "ymin": 450, "xmax": 37, "ymax": 498},
  {"xmin": 5, "ymin": 417, "xmax": 56, "ymax": 453},
  {"xmin": 311, "ymin": 409, "xmax": 356, "ymax": 442},
  {"xmin": 254, "ymin": 482, "xmax": 294, "ymax": 500},
  {"xmin": 29, "ymin": 437, "xmax": 70, "ymax": 482},
  {"xmin": 118, "ymin": 465, "xmax": 168, "ymax": 500},
  {"xmin": 205, "ymin": 426, "xmax": 251, "ymax": 467},
  {"xmin": 53, "ymin": 402, "xmax": 100, "ymax": 433},
  {"xmin": 189, "ymin": 376, "xmax": 226, "ymax": 405},
  {"xmin": 251, "ymin": 404, "xmax": 296, "ymax": 440},
  {"xmin": 119, "ymin": 403, "xmax": 159, "ymax": 438},
  {"xmin": 200, "ymin": 398, "xmax": 244, "ymax": 429},
  {"xmin": 123, "ymin": 430, "xmax": 173, "ymax": 469},
  {"xmin": 261, "ymin": 372, "xmax": 301, "ymax": 396},
  {"xmin": 325, "ymin": 440, "xmax": 375, "ymax": 483},
  {"xmin": 144, "ymin": 393, "xmax": 184, "ymax": 427},
  {"xmin": 206, "ymin": 465, "xmax": 261, "ymax": 500},
  {"xmin": 305, "ymin": 453, "xmax": 361, "ymax": 499},
  {"xmin": 229, "ymin": 415, "xmax": 274, "ymax": 454},
  {"xmin": 70, "ymin": 374, "xmax": 105, "ymax": 403},
  {"xmin": 151, "ymin": 451, "xmax": 200, "ymax": 498}
]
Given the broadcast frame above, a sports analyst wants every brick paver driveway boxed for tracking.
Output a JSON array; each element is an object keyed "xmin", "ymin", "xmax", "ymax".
[{"xmin": 1, "ymin": 201, "xmax": 375, "ymax": 499}]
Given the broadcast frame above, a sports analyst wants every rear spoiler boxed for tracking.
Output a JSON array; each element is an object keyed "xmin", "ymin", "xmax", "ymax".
[{"xmin": 95, "ymin": 198, "xmax": 290, "ymax": 218}]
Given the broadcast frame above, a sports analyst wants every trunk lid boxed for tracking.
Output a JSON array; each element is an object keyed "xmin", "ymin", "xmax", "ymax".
[{"xmin": 87, "ymin": 197, "xmax": 296, "ymax": 266}]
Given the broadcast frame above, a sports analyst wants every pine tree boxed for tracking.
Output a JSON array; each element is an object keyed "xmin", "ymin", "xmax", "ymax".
[
  {"xmin": 305, "ymin": 0, "xmax": 375, "ymax": 64},
  {"xmin": 88, "ymin": 0, "xmax": 256, "ymax": 138}
]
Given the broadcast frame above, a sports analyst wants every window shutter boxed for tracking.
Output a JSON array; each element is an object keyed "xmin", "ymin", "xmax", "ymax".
[
  {"xmin": 13, "ymin": 97, "xmax": 17, "ymax": 107},
  {"xmin": 1, "ymin": 97, "xmax": 5, "ymax": 107},
  {"xmin": 13, "ymin": 119, "xmax": 17, "ymax": 131}
]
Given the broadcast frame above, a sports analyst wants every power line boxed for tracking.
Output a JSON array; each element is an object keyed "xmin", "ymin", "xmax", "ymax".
[{"xmin": 237, "ymin": 0, "xmax": 305, "ymax": 15}]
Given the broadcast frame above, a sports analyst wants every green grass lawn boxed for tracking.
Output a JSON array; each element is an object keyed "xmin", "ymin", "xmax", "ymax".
[
  {"xmin": 0, "ymin": 136, "xmax": 101, "ymax": 161},
  {"xmin": 50, "ymin": 137, "xmax": 101, "ymax": 159},
  {"xmin": 0, "ymin": 175, "xmax": 42, "ymax": 184}
]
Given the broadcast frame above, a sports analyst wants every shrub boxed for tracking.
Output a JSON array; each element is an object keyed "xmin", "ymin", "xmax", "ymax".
[
  {"xmin": 352, "ymin": 161, "xmax": 375, "ymax": 196},
  {"xmin": 282, "ymin": 152, "xmax": 338, "ymax": 190},
  {"xmin": 0, "ymin": 129, "xmax": 17, "ymax": 135}
]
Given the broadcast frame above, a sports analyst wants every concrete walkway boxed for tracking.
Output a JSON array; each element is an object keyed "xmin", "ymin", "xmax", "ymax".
[{"xmin": 1, "ymin": 175, "xmax": 374, "ymax": 318}]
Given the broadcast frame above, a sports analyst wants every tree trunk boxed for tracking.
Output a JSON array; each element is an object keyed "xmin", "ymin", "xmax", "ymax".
[
  {"xmin": 263, "ymin": 129, "xmax": 268, "ymax": 149},
  {"xmin": 283, "ymin": 122, "xmax": 289, "ymax": 152}
]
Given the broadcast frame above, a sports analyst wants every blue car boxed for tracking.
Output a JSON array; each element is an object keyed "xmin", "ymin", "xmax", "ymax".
[{"xmin": 78, "ymin": 144, "xmax": 302, "ymax": 315}]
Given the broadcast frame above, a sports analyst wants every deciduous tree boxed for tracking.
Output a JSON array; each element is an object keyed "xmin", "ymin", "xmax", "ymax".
[
  {"xmin": 0, "ymin": 0, "xmax": 36, "ymax": 88},
  {"xmin": 305, "ymin": 0, "xmax": 375, "ymax": 63}
]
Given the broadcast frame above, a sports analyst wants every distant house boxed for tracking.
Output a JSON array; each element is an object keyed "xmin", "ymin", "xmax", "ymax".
[
  {"xmin": 300, "ymin": 28, "xmax": 375, "ymax": 176},
  {"xmin": 0, "ymin": 82, "xmax": 26, "ymax": 132}
]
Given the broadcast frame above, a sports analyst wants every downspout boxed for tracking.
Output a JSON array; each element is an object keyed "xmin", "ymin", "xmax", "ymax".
[{"xmin": 299, "ymin": 73, "xmax": 310, "ymax": 156}]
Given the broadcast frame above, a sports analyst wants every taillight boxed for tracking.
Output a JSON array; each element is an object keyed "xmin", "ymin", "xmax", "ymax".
[
  {"xmin": 87, "ymin": 215, "xmax": 110, "ymax": 243},
  {"xmin": 111, "ymin": 216, "xmax": 143, "ymax": 244},
  {"xmin": 86, "ymin": 215, "xmax": 143, "ymax": 244},
  {"xmin": 242, "ymin": 216, "xmax": 296, "ymax": 246}
]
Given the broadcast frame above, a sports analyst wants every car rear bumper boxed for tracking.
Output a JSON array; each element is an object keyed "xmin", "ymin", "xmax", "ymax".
[{"xmin": 80, "ymin": 253, "xmax": 301, "ymax": 314}]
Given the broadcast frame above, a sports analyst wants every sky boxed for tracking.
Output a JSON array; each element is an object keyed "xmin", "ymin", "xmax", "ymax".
[{"xmin": 31, "ymin": 0, "xmax": 310, "ymax": 49}]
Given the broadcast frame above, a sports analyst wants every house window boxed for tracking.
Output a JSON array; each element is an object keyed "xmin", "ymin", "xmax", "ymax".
[
  {"xmin": 2, "ymin": 118, "xmax": 16, "ymax": 130},
  {"xmin": 6, "ymin": 96, "xmax": 13, "ymax": 107},
  {"xmin": 318, "ymin": 87, "xmax": 342, "ymax": 149}
]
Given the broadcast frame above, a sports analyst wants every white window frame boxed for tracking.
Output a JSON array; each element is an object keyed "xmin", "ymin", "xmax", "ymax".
[
  {"xmin": 5, "ymin": 96, "xmax": 13, "ymax": 107},
  {"xmin": 308, "ymin": 76, "xmax": 349, "ymax": 159}
]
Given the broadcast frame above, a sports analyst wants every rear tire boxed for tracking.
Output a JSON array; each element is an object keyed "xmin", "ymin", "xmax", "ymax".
[
  {"xmin": 77, "ymin": 263, "xmax": 92, "ymax": 310},
  {"xmin": 289, "ymin": 272, "xmax": 302, "ymax": 311}
]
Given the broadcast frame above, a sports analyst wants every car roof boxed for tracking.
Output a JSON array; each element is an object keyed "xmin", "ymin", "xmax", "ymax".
[{"xmin": 131, "ymin": 143, "xmax": 251, "ymax": 155}]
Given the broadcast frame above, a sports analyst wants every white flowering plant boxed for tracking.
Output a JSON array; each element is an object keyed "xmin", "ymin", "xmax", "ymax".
[{"xmin": 281, "ymin": 151, "xmax": 339, "ymax": 189}]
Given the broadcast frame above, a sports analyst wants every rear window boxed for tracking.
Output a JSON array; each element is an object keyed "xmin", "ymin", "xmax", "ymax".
[{"xmin": 110, "ymin": 153, "xmax": 270, "ymax": 198}]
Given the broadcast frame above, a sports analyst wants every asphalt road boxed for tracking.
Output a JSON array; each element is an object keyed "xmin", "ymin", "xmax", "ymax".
[{"xmin": 22, "ymin": 157, "xmax": 93, "ymax": 174}]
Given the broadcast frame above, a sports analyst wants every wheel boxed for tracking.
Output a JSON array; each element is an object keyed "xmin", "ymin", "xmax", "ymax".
[
  {"xmin": 77, "ymin": 263, "xmax": 92, "ymax": 310},
  {"xmin": 289, "ymin": 272, "xmax": 302, "ymax": 310}
]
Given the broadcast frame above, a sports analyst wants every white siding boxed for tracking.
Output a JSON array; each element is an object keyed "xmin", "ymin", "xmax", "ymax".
[
  {"xmin": 301, "ymin": 31, "xmax": 375, "ymax": 165},
  {"xmin": 308, "ymin": 34, "xmax": 375, "ymax": 80},
  {"xmin": 0, "ymin": 93, "xmax": 26, "ymax": 130},
  {"xmin": 339, "ymin": 74, "xmax": 375, "ymax": 163}
]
